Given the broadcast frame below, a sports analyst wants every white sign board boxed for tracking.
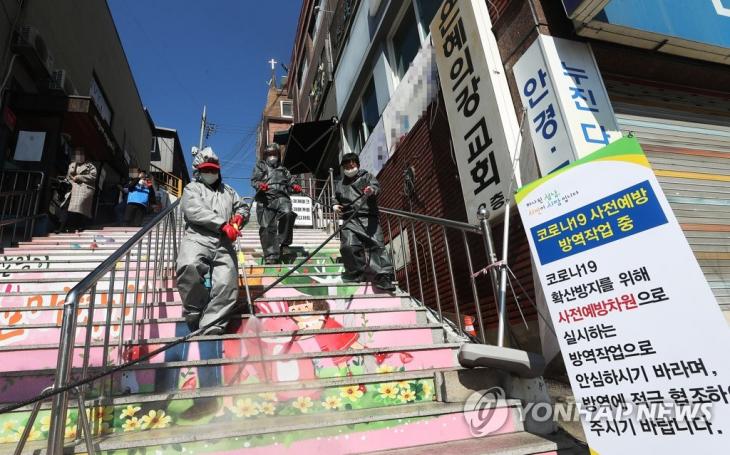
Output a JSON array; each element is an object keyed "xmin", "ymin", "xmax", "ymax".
[
  {"xmin": 513, "ymin": 35, "xmax": 621, "ymax": 176},
  {"xmin": 291, "ymin": 196, "xmax": 313, "ymax": 227},
  {"xmin": 431, "ymin": 0, "xmax": 521, "ymax": 223},
  {"xmin": 14, "ymin": 131, "xmax": 46, "ymax": 161},
  {"xmin": 516, "ymin": 137, "xmax": 730, "ymax": 454}
]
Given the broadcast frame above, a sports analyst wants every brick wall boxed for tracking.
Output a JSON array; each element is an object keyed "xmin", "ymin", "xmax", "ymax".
[{"xmin": 375, "ymin": 94, "xmax": 538, "ymax": 345}]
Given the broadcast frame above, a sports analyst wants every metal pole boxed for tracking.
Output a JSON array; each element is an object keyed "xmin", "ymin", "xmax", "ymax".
[
  {"xmin": 397, "ymin": 218, "xmax": 411, "ymax": 295},
  {"xmin": 130, "ymin": 242, "xmax": 143, "ymax": 339},
  {"xmin": 47, "ymin": 291, "xmax": 80, "ymax": 453},
  {"xmin": 102, "ymin": 268, "xmax": 116, "ymax": 396},
  {"xmin": 80, "ymin": 286, "xmax": 98, "ymax": 380},
  {"xmin": 477, "ymin": 207, "xmax": 501, "ymax": 303},
  {"xmin": 442, "ymin": 225, "xmax": 462, "ymax": 333},
  {"xmin": 151, "ymin": 224, "xmax": 162, "ymax": 306},
  {"xmin": 409, "ymin": 221, "xmax": 424, "ymax": 302},
  {"xmin": 496, "ymin": 202, "xmax": 512, "ymax": 348},
  {"xmin": 117, "ymin": 252, "xmax": 131, "ymax": 362},
  {"xmin": 425, "ymin": 226, "xmax": 445, "ymax": 336},
  {"xmin": 142, "ymin": 230, "xmax": 153, "ymax": 331},
  {"xmin": 462, "ymin": 231, "xmax": 487, "ymax": 344},
  {"xmin": 385, "ymin": 215, "xmax": 397, "ymax": 283}
]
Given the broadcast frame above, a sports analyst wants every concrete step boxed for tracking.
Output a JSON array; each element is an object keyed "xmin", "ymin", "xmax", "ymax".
[
  {"xmin": 364, "ymin": 431, "xmax": 575, "ymax": 455},
  {"xmin": 1, "ymin": 342, "xmax": 462, "ymax": 403},
  {"xmin": 5, "ymin": 400, "xmax": 523, "ymax": 454}
]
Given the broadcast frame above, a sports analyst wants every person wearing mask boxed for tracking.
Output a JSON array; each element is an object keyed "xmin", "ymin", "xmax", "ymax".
[
  {"xmin": 333, "ymin": 153, "xmax": 395, "ymax": 291},
  {"xmin": 124, "ymin": 170, "xmax": 156, "ymax": 227},
  {"xmin": 58, "ymin": 147, "xmax": 97, "ymax": 232},
  {"xmin": 177, "ymin": 146, "xmax": 250, "ymax": 335},
  {"xmin": 251, "ymin": 143, "xmax": 302, "ymax": 264}
]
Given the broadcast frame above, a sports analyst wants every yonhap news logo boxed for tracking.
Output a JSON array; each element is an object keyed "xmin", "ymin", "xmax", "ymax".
[{"xmin": 462, "ymin": 387, "xmax": 510, "ymax": 437}]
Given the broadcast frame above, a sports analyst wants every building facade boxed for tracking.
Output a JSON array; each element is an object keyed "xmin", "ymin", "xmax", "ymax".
[
  {"xmin": 0, "ymin": 0, "xmax": 155, "ymax": 228},
  {"xmin": 287, "ymin": 0, "xmax": 730, "ymax": 358},
  {"xmin": 256, "ymin": 78, "xmax": 293, "ymax": 161}
]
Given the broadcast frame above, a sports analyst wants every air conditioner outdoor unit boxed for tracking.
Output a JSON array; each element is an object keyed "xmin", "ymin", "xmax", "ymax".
[
  {"xmin": 49, "ymin": 69, "xmax": 76, "ymax": 95},
  {"xmin": 16, "ymin": 25, "xmax": 54, "ymax": 73}
]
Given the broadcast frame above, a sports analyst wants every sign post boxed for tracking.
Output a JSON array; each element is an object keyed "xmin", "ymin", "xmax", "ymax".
[{"xmin": 516, "ymin": 137, "xmax": 730, "ymax": 453}]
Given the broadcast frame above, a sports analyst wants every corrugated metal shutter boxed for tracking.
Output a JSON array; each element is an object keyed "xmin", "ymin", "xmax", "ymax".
[{"xmin": 606, "ymin": 79, "xmax": 730, "ymax": 310}]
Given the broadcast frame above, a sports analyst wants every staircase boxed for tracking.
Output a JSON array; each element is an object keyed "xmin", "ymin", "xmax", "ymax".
[{"xmin": 0, "ymin": 222, "xmax": 582, "ymax": 454}]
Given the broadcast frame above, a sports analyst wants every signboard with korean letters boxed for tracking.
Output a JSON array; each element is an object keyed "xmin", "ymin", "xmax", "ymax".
[
  {"xmin": 291, "ymin": 196, "xmax": 313, "ymax": 227},
  {"xmin": 516, "ymin": 137, "xmax": 730, "ymax": 453},
  {"xmin": 431, "ymin": 0, "xmax": 522, "ymax": 223},
  {"xmin": 513, "ymin": 35, "xmax": 621, "ymax": 176}
]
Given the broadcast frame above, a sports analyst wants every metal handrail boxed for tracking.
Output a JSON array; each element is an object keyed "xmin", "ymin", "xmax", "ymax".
[
  {"xmin": 0, "ymin": 170, "xmax": 45, "ymax": 245},
  {"xmin": 149, "ymin": 163, "xmax": 184, "ymax": 197},
  {"xmin": 380, "ymin": 207, "xmax": 481, "ymax": 234},
  {"xmin": 45, "ymin": 199, "xmax": 182, "ymax": 453}
]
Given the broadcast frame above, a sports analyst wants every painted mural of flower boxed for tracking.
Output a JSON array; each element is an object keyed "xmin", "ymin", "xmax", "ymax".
[
  {"xmin": 140, "ymin": 410, "xmax": 172, "ymax": 430},
  {"xmin": 340, "ymin": 385, "xmax": 364, "ymax": 402},
  {"xmin": 376, "ymin": 364, "xmax": 396, "ymax": 374},
  {"xmin": 292, "ymin": 396, "xmax": 314, "ymax": 413},
  {"xmin": 258, "ymin": 402, "xmax": 276, "ymax": 416},
  {"xmin": 122, "ymin": 417, "xmax": 141, "ymax": 432},
  {"xmin": 64, "ymin": 426, "xmax": 77, "ymax": 440},
  {"xmin": 396, "ymin": 380, "xmax": 411, "ymax": 391},
  {"xmin": 120, "ymin": 405, "xmax": 141, "ymax": 419},
  {"xmin": 16, "ymin": 426, "xmax": 41, "ymax": 441},
  {"xmin": 258, "ymin": 392, "xmax": 278, "ymax": 402},
  {"xmin": 378, "ymin": 383, "xmax": 398, "ymax": 400},
  {"xmin": 422, "ymin": 382, "xmax": 433, "ymax": 398},
  {"xmin": 232, "ymin": 398, "xmax": 259, "ymax": 418},
  {"xmin": 3, "ymin": 420, "xmax": 17, "ymax": 432},
  {"xmin": 87, "ymin": 406, "xmax": 114, "ymax": 424},
  {"xmin": 321, "ymin": 396, "xmax": 342, "ymax": 410},
  {"xmin": 399, "ymin": 389, "xmax": 417, "ymax": 403}
]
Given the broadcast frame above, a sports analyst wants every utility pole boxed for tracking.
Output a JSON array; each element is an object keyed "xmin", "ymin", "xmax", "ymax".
[{"xmin": 198, "ymin": 105, "xmax": 207, "ymax": 149}]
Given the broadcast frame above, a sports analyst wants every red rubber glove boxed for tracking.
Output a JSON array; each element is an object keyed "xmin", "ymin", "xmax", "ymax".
[
  {"xmin": 231, "ymin": 214, "xmax": 244, "ymax": 229},
  {"xmin": 258, "ymin": 182, "xmax": 269, "ymax": 191},
  {"xmin": 363, "ymin": 186, "xmax": 374, "ymax": 196},
  {"xmin": 221, "ymin": 223, "xmax": 239, "ymax": 241},
  {"xmin": 292, "ymin": 184, "xmax": 302, "ymax": 193},
  {"xmin": 146, "ymin": 179, "xmax": 154, "ymax": 188}
]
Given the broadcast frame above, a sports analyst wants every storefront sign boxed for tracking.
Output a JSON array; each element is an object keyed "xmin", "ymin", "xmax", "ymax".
[
  {"xmin": 291, "ymin": 195, "xmax": 313, "ymax": 227},
  {"xmin": 513, "ymin": 35, "xmax": 621, "ymax": 176},
  {"xmin": 576, "ymin": 0, "xmax": 730, "ymax": 64},
  {"xmin": 516, "ymin": 137, "xmax": 730, "ymax": 454},
  {"xmin": 431, "ymin": 0, "xmax": 521, "ymax": 222}
]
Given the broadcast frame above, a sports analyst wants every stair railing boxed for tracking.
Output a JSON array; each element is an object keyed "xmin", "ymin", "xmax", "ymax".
[
  {"xmin": 312, "ymin": 168, "xmax": 336, "ymax": 233},
  {"xmin": 0, "ymin": 170, "xmax": 44, "ymax": 246},
  {"xmin": 149, "ymin": 163, "xmax": 184, "ymax": 198},
  {"xmin": 42, "ymin": 199, "xmax": 183, "ymax": 454}
]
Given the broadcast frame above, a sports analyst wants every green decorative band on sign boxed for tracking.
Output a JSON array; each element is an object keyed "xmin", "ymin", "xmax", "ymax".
[{"xmin": 515, "ymin": 137, "xmax": 650, "ymax": 205}]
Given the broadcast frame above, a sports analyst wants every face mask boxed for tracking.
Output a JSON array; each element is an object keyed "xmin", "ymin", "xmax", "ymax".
[
  {"xmin": 200, "ymin": 173, "xmax": 219, "ymax": 185},
  {"xmin": 266, "ymin": 156, "xmax": 279, "ymax": 167},
  {"xmin": 138, "ymin": 179, "xmax": 146, "ymax": 186},
  {"xmin": 343, "ymin": 167, "xmax": 359, "ymax": 178}
]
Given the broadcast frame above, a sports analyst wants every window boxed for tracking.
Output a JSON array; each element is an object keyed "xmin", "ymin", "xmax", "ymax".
[
  {"xmin": 297, "ymin": 54, "xmax": 309, "ymax": 92},
  {"xmin": 361, "ymin": 79, "xmax": 379, "ymax": 137},
  {"xmin": 391, "ymin": 4, "xmax": 420, "ymax": 79},
  {"xmin": 415, "ymin": 0, "xmax": 441, "ymax": 33},
  {"xmin": 280, "ymin": 101, "xmax": 293, "ymax": 118},
  {"xmin": 349, "ymin": 109, "xmax": 365, "ymax": 154}
]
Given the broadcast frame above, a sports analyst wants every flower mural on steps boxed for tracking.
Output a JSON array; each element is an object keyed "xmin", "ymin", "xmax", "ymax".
[
  {"xmin": 321, "ymin": 395, "xmax": 343, "ymax": 410},
  {"xmin": 340, "ymin": 385, "xmax": 364, "ymax": 402},
  {"xmin": 122, "ymin": 417, "xmax": 142, "ymax": 432},
  {"xmin": 232, "ymin": 398, "xmax": 259, "ymax": 418},
  {"xmin": 120, "ymin": 404, "xmax": 141, "ymax": 419},
  {"xmin": 292, "ymin": 396, "xmax": 314, "ymax": 413},
  {"xmin": 140, "ymin": 410, "xmax": 172, "ymax": 430}
]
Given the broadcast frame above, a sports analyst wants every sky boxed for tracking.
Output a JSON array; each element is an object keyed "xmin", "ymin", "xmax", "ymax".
[{"xmin": 108, "ymin": 0, "xmax": 302, "ymax": 198}]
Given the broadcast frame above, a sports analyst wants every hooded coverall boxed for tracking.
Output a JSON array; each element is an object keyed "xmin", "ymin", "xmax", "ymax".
[
  {"xmin": 333, "ymin": 169, "xmax": 393, "ymax": 280},
  {"xmin": 176, "ymin": 179, "xmax": 249, "ymax": 331},
  {"xmin": 251, "ymin": 161, "xmax": 298, "ymax": 261}
]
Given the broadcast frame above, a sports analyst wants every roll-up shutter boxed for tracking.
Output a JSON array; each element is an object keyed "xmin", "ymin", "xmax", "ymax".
[{"xmin": 605, "ymin": 79, "xmax": 730, "ymax": 311}]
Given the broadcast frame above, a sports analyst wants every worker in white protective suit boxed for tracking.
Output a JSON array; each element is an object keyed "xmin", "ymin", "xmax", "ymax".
[{"xmin": 176, "ymin": 146, "xmax": 250, "ymax": 335}]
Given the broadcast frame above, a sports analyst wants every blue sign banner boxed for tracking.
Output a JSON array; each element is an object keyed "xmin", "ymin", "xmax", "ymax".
[
  {"xmin": 530, "ymin": 180, "xmax": 668, "ymax": 265},
  {"xmin": 596, "ymin": 0, "xmax": 730, "ymax": 49}
]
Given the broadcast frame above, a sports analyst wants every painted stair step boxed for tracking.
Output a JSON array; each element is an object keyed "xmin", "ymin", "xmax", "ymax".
[
  {"xmin": 0, "ymin": 296, "xmax": 413, "ymax": 320},
  {"xmin": 0, "ymin": 279, "xmax": 176, "ymax": 294},
  {"xmin": 0, "ymin": 325, "xmax": 446, "ymax": 372},
  {"xmin": 0, "ymin": 344, "xmax": 462, "ymax": 403},
  {"xmin": 363, "ymin": 431, "xmax": 570, "ymax": 455},
  {"xmin": 0, "ymin": 271, "xmax": 361, "ymax": 282},
  {"xmin": 3, "ymin": 400, "xmax": 523, "ymax": 455},
  {"xmin": 6, "ymin": 366, "xmax": 459, "ymax": 413},
  {"xmin": 0, "ymin": 310, "xmax": 432, "ymax": 349}
]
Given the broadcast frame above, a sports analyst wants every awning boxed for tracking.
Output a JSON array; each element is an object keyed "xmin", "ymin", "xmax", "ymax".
[{"xmin": 279, "ymin": 117, "xmax": 339, "ymax": 175}]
